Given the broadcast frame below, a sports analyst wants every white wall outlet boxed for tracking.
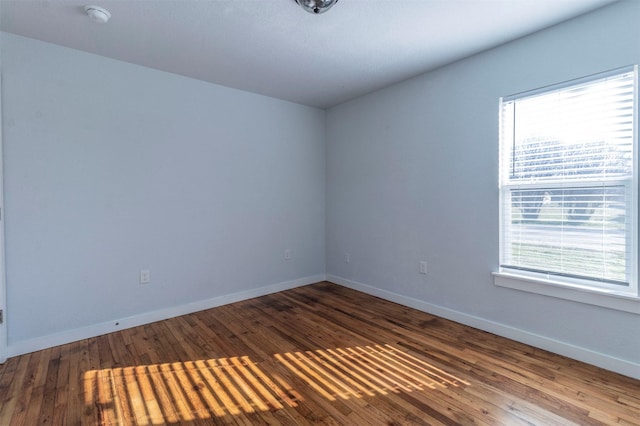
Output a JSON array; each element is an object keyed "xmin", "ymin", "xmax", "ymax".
[
  {"xmin": 140, "ymin": 269, "xmax": 151, "ymax": 284},
  {"xmin": 419, "ymin": 261, "xmax": 427, "ymax": 275},
  {"xmin": 284, "ymin": 248, "xmax": 291, "ymax": 260},
  {"xmin": 344, "ymin": 252, "xmax": 351, "ymax": 263}
]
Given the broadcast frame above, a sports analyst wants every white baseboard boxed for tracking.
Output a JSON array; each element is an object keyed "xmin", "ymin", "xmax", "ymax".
[
  {"xmin": 7, "ymin": 274, "xmax": 326, "ymax": 358},
  {"xmin": 327, "ymin": 275, "xmax": 640, "ymax": 380}
]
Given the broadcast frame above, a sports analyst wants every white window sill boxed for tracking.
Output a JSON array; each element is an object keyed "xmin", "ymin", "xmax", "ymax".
[{"xmin": 493, "ymin": 272, "xmax": 640, "ymax": 314}]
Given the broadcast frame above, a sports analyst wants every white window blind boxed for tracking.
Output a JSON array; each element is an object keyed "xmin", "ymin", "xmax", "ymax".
[{"xmin": 499, "ymin": 67, "xmax": 637, "ymax": 290}]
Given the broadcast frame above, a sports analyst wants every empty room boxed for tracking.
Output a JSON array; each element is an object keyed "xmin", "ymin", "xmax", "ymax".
[{"xmin": 0, "ymin": 0, "xmax": 639, "ymax": 424}]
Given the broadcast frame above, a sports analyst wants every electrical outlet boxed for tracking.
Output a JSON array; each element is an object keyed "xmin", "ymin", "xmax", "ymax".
[
  {"xmin": 419, "ymin": 261, "xmax": 427, "ymax": 275},
  {"xmin": 344, "ymin": 252, "xmax": 351, "ymax": 263},
  {"xmin": 140, "ymin": 269, "xmax": 151, "ymax": 284},
  {"xmin": 284, "ymin": 249, "xmax": 291, "ymax": 260}
]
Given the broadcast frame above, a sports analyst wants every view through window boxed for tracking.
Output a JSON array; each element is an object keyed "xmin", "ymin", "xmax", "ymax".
[{"xmin": 499, "ymin": 66, "xmax": 637, "ymax": 293}]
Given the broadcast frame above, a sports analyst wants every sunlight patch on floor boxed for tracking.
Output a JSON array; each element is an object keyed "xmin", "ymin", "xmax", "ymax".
[
  {"xmin": 275, "ymin": 344, "xmax": 469, "ymax": 401},
  {"xmin": 83, "ymin": 356, "xmax": 300, "ymax": 425},
  {"xmin": 83, "ymin": 344, "xmax": 467, "ymax": 424}
]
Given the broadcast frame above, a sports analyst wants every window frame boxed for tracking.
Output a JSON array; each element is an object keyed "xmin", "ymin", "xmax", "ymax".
[{"xmin": 495, "ymin": 66, "xmax": 640, "ymax": 312}]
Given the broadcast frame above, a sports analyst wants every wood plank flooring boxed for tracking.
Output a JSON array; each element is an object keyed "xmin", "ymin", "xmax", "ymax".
[{"xmin": 0, "ymin": 282, "xmax": 638, "ymax": 425}]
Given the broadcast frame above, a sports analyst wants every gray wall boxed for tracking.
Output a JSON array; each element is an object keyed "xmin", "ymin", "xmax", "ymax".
[
  {"xmin": 1, "ymin": 33, "xmax": 326, "ymax": 344},
  {"xmin": 326, "ymin": 1, "xmax": 639, "ymax": 366}
]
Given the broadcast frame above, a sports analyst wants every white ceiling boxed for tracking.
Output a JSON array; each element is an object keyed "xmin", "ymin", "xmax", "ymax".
[{"xmin": 0, "ymin": 0, "xmax": 617, "ymax": 108}]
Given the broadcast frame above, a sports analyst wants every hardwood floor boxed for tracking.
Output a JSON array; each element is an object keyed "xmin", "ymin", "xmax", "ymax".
[{"xmin": 0, "ymin": 282, "xmax": 638, "ymax": 425}]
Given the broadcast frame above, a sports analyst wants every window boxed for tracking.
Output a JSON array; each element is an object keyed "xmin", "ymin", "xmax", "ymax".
[{"xmin": 498, "ymin": 66, "xmax": 637, "ymax": 297}]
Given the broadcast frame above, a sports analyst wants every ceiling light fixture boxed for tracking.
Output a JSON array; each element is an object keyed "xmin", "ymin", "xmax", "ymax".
[
  {"xmin": 84, "ymin": 5, "xmax": 111, "ymax": 24},
  {"xmin": 294, "ymin": 0, "xmax": 339, "ymax": 15}
]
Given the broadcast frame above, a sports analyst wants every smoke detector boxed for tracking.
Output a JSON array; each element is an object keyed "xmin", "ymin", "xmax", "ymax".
[{"xmin": 84, "ymin": 5, "xmax": 111, "ymax": 24}]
